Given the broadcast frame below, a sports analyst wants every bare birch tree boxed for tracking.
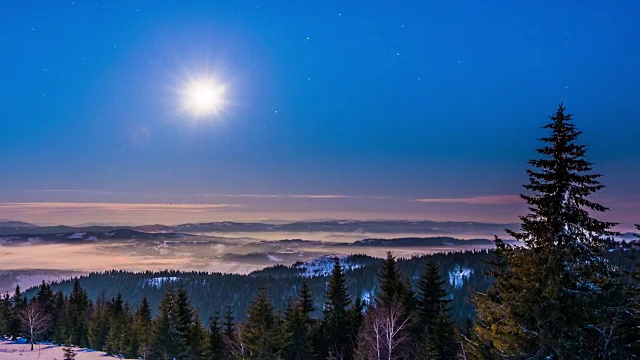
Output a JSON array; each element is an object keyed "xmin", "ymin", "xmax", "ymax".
[
  {"xmin": 19, "ymin": 302, "xmax": 52, "ymax": 351},
  {"xmin": 357, "ymin": 302, "xmax": 412, "ymax": 360}
]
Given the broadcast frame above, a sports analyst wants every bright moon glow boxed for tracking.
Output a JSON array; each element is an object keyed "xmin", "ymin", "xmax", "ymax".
[{"xmin": 181, "ymin": 78, "xmax": 226, "ymax": 118}]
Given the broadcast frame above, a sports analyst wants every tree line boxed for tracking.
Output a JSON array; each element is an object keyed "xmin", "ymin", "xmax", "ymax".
[
  {"xmin": 0, "ymin": 104, "xmax": 639, "ymax": 359},
  {"xmin": 0, "ymin": 252, "xmax": 461, "ymax": 359}
]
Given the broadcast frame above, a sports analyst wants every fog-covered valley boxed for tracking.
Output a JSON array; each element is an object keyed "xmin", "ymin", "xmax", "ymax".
[{"xmin": 0, "ymin": 219, "xmax": 517, "ymax": 292}]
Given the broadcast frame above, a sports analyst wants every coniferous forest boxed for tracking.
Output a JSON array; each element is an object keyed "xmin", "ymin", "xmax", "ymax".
[{"xmin": 1, "ymin": 105, "xmax": 639, "ymax": 359}]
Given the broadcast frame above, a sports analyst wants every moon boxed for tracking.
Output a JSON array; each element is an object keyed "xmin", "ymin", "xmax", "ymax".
[{"xmin": 181, "ymin": 77, "xmax": 226, "ymax": 118}]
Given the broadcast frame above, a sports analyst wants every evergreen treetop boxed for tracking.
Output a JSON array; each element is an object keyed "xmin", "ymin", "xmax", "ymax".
[
  {"xmin": 508, "ymin": 104, "xmax": 616, "ymax": 253},
  {"xmin": 474, "ymin": 104, "xmax": 635, "ymax": 359}
]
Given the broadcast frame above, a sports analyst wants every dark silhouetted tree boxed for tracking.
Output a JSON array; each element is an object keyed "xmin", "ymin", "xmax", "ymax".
[
  {"xmin": 474, "ymin": 104, "xmax": 637, "ymax": 358},
  {"xmin": 151, "ymin": 287, "xmax": 185, "ymax": 360},
  {"xmin": 320, "ymin": 257, "xmax": 354, "ymax": 360},
  {"xmin": 207, "ymin": 313, "xmax": 226, "ymax": 360},
  {"xmin": 283, "ymin": 300, "xmax": 314, "ymax": 360},
  {"xmin": 239, "ymin": 287, "xmax": 283, "ymax": 359},
  {"xmin": 64, "ymin": 279, "xmax": 90, "ymax": 347},
  {"xmin": 415, "ymin": 260, "xmax": 458, "ymax": 359}
]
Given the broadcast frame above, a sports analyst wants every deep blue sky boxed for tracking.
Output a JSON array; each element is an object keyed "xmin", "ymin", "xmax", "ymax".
[{"xmin": 0, "ymin": 1, "xmax": 638, "ymax": 226}]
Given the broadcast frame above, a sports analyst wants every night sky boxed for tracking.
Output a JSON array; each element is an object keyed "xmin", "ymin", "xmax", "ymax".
[{"xmin": 0, "ymin": 1, "xmax": 638, "ymax": 226}]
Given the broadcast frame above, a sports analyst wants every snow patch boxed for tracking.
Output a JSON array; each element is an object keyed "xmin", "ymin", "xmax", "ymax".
[
  {"xmin": 361, "ymin": 289, "xmax": 375, "ymax": 304},
  {"xmin": 143, "ymin": 277, "xmax": 179, "ymax": 288},
  {"xmin": 294, "ymin": 255, "xmax": 363, "ymax": 278},
  {"xmin": 448, "ymin": 265, "xmax": 473, "ymax": 289}
]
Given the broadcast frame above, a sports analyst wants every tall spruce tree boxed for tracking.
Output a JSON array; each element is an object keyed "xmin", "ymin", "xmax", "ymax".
[
  {"xmin": 127, "ymin": 296, "xmax": 153, "ymax": 359},
  {"xmin": 51, "ymin": 291, "xmax": 66, "ymax": 344},
  {"xmin": 474, "ymin": 104, "xmax": 636, "ymax": 359},
  {"xmin": 88, "ymin": 296, "xmax": 110, "ymax": 350},
  {"xmin": 64, "ymin": 279, "xmax": 90, "ymax": 347},
  {"xmin": 239, "ymin": 287, "xmax": 283, "ymax": 359},
  {"xmin": 189, "ymin": 314, "xmax": 207, "ymax": 360},
  {"xmin": 9, "ymin": 285, "xmax": 25, "ymax": 337},
  {"xmin": 151, "ymin": 287, "xmax": 186, "ymax": 360},
  {"xmin": 320, "ymin": 257, "xmax": 354, "ymax": 360},
  {"xmin": 283, "ymin": 301, "xmax": 313, "ymax": 360},
  {"xmin": 377, "ymin": 252, "xmax": 415, "ymax": 312},
  {"xmin": 416, "ymin": 260, "xmax": 451, "ymax": 333},
  {"xmin": 223, "ymin": 304, "xmax": 235, "ymax": 340},
  {"xmin": 298, "ymin": 280, "xmax": 316, "ymax": 318},
  {"xmin": 0, "ymin": 294, "xmax": 9, "ymax": 335},
  {"xmin": 105, "ymin": 293, "xmax": 129, "ymax": 356},
  {"xmin": 207, "ymin": 313, "xmax": 226, "ymax": 360},
  {"xmin": 415, "ymin": 260, "xmax": 458, "ymax": 359},
  {"xmin": 283, "ymin": 283, "xmax": 316, "ymax": 360},
  {"xmin": 175, "ymin": 287, "xmax": 204, "ymax": 359}
]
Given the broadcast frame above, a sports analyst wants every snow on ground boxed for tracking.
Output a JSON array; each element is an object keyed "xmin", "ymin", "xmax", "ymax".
[
  {"xmin": 294, "ymin": 255, "xmax": 363, "ymax": 277},
  {"xmin": 0, "ymin": 339, "xmax": 134, "ymax": 359},
  {"xmin": 448, "ymin": 265, "xmax": 473, "ymax": 289},
  {"xmin": 143, "ymin": 276, "xmax": 180, "ymax": 288}
]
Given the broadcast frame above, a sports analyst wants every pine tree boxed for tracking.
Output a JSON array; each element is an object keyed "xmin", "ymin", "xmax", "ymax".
[
  {"xmin": 151, "ymin": 287, "xmax": 186, "ymax": 360},
  {"xmin": 0, "ymin": 294, "xmax": 9, "ymax": 335},
  {"xmin": 9, "ymin": 285, "xmax": 25, "ymax": 337},
  {"xmin": 378, "ymin": 252, "xmax": 404, "ymax": 305},
  {"xmin": 189, "ymin": 314, "xmax": 207, "ymax": 360},
  {"xmin": 128, "ymin": 296, "xmax": 153, "ymax": 359},
  {"xmin": 175, "ymin": 287, "xmax": 201, "ymax": 359},
  {"xmin": 64, "ymin": 279, "xmax": 90, "ymax": 347},
  {"xmin": 223, "ymin": 304, "xmax": 235, "ymax": 340},
  {"xmin": 88, "ymin": 296, "xmax": 110, "ymax": 350},
  {"xmin": 283, "ymin": 301, "xmax": 314, "ymax": 360},
  {"xmin": 36, "ymin": 281, "xmax": 55, "ymax": 313},
  {"xmin": 239, "ymin": 287, "xmax": 283, "ymax": 359},
  {"xmin": 298, "ymin": 280, "xmax": 316, "ymax": 318},
  {"xmin": 416, "ymin": 260, "xmax": 451, "ymax": 333},
  {"xmin": 63, "ymin": 340, "xmax": 77, "ymax": 360},
  {"xmin": 415, "ymin": 260, "xmax": 458, "ymax": 359},
  {"xmin": 207, "ymin": 313, "xmax": 226, "ymax": 360},
  {"xmin": 320, "ymin": 257, "xmax": 354, "ymax": 360},
  {"xmin": 283, "ymin": 282, "xmax": 317, "ymax": 360},
  {"xmin": 51, "ymin": 291, "xmax": 66, "ymax": 344},
  {"xmin": 105, "ymin": 293, "xmax": 129, "ymax": 356},
  {"xmin": 474, "ymin": 104, "xmax": 636, "ymax": 358}
]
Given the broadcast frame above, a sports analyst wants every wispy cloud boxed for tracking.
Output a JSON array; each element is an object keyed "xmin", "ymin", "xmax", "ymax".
[
  {"xmin": 207, "ymin": 194, "xmax": 351, "ymax": 199},
  {"xmin": 414, "ymin": 195, "xmax": 522, "ymax": 205},
  {"xmin": 31, "ymin": 189, "xmax": 113, "ymax": 195},
  {"xmin": 0, "ymin": 202, "xmax": 241, "ymax": 213},
  {"xmin": 205, "ymin": 193, "xmax": 397, "ymax": 200}
]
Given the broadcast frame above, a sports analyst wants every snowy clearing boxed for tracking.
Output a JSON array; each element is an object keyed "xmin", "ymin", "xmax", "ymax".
[{"xmin": 0, "ymin": 340, "xmax": 134, "ymax": 360}]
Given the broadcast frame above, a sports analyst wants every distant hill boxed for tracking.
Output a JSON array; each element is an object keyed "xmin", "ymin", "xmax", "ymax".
[
  {"xmin": 0, "ymin": 220, "xmax": 519, "ymax": 238},
  {"xmin": 0, "ymin": 219, "xmax": 38, "ymax": 228},
  {"xmin": 0, "ymin": 228, "xmax": 194, "ymax": 244},
  {"xmin": 349, "ymin": 237, "xmax": 519, "ymax": 247},
  {"xmin": 172, "ymin": 220, "xmax": 519, "ymax": 235}
]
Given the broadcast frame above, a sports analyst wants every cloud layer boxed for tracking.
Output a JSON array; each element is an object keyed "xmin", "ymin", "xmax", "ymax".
[{"xmin": 414, "ymin": 195, "xmax": 522, "ymax": 205}]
